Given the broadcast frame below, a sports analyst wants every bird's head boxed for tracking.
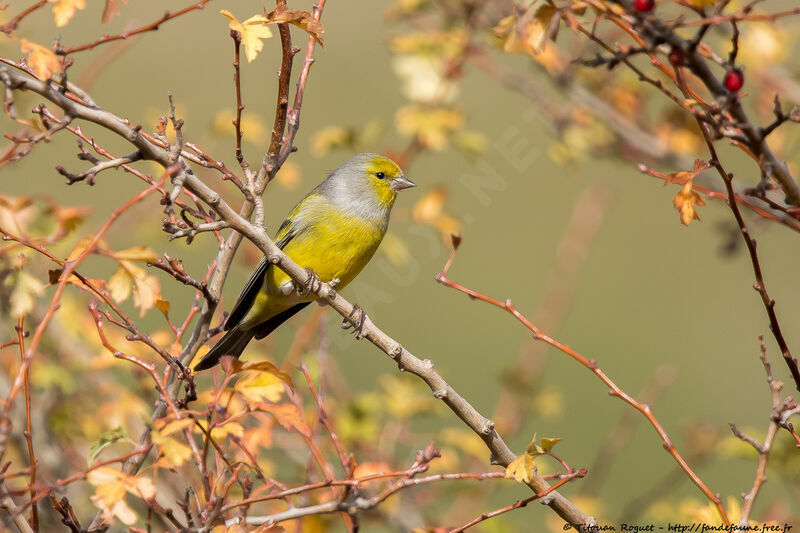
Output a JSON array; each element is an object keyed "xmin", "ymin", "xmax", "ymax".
[{"xmin": 327, "ymin": 153, "xmax": 416, "ymax": 213}]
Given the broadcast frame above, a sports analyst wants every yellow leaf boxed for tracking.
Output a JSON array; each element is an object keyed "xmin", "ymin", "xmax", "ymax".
[
  {"xmin": 50, "ymin": 0, "xmax": 86, "ymax": 27},
  {"xmin": 673, "ymin": 181, "xmax": 706, "ymax": 226},
  {"xmin": 221, "ymin": 10, "xmax": 273, "ymax": 62},
  {"xmin": 396, "ymin": 106, "xmax": 463, "ymax": 150},
  {"xmin": 152, "ymin": 430, "xmax": 193, "ymax": 468},
  {"xmin": 210, "ymin": 421, "xmax": 244, "ymax": 441},
  {"xmin": 107, "ymin": 265, "xmax": 132, "ymax": 303},
  {"xmin": 412, "ymin": 187, "xmax": 447, "ymax": 224},
  {"xmin": 114, "ymin": 246, "xmax": 159, "ymax": 263},
  {"xmin": 311, "ymin": 126, "xmax": 350, "ymax": 156},
  {"xmin": 504, "ymin": 453, "xmax": 535, "ymax": 484},
  {"xmin": 155, "ymin": 418, "xmax": 195, "ymax": 437},
  {"xmin": 274, "ymin": 161, "xmax": 301, "ymax": 190},
  {"xmin": 235, "ymin": 372, "xmax": 286, "ymax": 404},
  {"xmin": 232, "ymin": 359, "xmax": 294, "ymax": 388},
  {"xmin": 20, "ymin": 39, "xmax": 59, "ymax": 80},
  {"xmin": 392, "ymin": 55, "xmax": 458, "ymax": 104},
  {"xmin": 213, "ymin": 108, "xmax": 267, "ymax": 145},
  {"xmin": 379, "ymin": 232, "xmax": 410, "ymax": 268},
  {"xmin": 9, "ymin": 270, "xmax": 45, "ymax": 318},
  {"xmin": 66, "ymin": 236, "xmax": 109, "ymax": 262},
  {"xmin": 154, "ymin": 298, "xmax": 170, "ymax": 319}
]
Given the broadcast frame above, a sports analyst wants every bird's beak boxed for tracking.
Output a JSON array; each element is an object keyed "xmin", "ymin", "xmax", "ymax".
[{"xmin": 390, "ymin": 176, "xmax": 416, "ymax": 191}]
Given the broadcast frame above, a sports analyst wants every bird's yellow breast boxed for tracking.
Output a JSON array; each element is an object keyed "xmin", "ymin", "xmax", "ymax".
[
  {"xmin": 276, "ymin": 209, "xmax": 384, "ymax": 288},
  {"xmin": 242, "ymin": 208, "xmax": 385, "ymax": 328}
]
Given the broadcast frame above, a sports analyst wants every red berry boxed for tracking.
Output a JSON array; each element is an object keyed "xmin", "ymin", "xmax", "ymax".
[
  {"xmin": 723, "ymin": 69, "xmax": 744, "ymax": 92},
  {"xmin": 668, "ymin": 48, "xmax": 685, "ymax": 67},
  {"xmin": 634, "ymin": 0, "xmax": 655, "ymax": 12}
]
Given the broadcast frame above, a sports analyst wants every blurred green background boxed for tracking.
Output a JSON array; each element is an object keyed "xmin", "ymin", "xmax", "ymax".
[{"xmin": 2, "ymin": 0, "xmax": 799, "ymax": 530}]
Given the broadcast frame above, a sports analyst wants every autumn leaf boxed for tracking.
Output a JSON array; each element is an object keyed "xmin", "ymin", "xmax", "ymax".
[
  {"xmin": 664, "ymin": 159, "xmax": 711, "ymax": 186},
  {"xmin": 213, "ymin": 108, "xmax": 267, "ymax": 145},
  {"xmin": 505, "ymin": 453, "xmax": 535, "ymax": 484},
  {"xmin": 265, "ymin": 4, "xmax": 325, "ymax": 46},
  {"xmin": 261, "ymin": 403, "xmax": 311, "ymax": 438},
  {"xmin": 540, "ymin": 437, "xmax": 562, "ymax": 452},
  {"xmin": 235, "ymin": 372, "xmax": 286, "ymax": 404},
  {"xmin": 154, "ymin": 298, "xmax": 170, "ymax": 320},
  {"xmin": 311, "ymin": 126, "xmax": 350, "ymax": 156},
  {"xmin": 87, "ymin": 467, "xmax": 156, "ymax": 525},
  {"xmin": 221, "ymin": 10, "xmax": 273, "ymax": 62},
  {"xmin": 102, "ymin": 0, "xmax": 127, "ymax": 24},
  {"xmin": 107, "ymin": 260, "xmax": 162, "ymax": 315},
  {"xmin": 396, "ymin": 105, "xmax": 463, "ymax": 150},
  {"xmin": 379, "ymin": 232, "xmax": 410, "ymax": 268},
  {"xmin": 673, "ymin": 181, "xmax": 706, "ymax": 226},
  {"xmin": 274, "ymin": 161, "xmax": 301, "ymax": 190},
  {"xmin": 108, "ymin": 265, "xmax": 132, "ymax": 302},
  {"xmin": 114, "ymin": 245, "xmax": 159, "ymax": 263},
  {"xmin": 231, "ymin": 358, "xmax": 294, "ymax": 388},
  {"xmin": 8, "ymin": 270, "xmax": 46, "ymax": 318},
  {"xmin": 50, "ymin": 0, "xmax": 86, "ymax": 27},
  {"xmin": 493, "ymin": 4, "xmax": 558, "ymax": 56},
  {"xmin": 20, "ymin": 39, "xmax": 59, "ymax": 80}
]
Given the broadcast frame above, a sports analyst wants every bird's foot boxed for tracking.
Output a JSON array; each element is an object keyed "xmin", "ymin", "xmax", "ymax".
[
  {"xmin": 297, "ymin": 267, "xmax": 321, "ymax": 297},
  {"xmin": 341, "ymin": 303, "xmax": 366, "ymax": 339}
]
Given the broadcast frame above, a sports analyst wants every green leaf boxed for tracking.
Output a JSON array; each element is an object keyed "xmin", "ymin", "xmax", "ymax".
[{"xmin": 89, "ymin": 426, "xmax": 130, "ymax": 463}]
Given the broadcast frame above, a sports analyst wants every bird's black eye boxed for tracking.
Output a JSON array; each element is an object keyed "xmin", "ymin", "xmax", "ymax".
[{"xmin": 375, "ymin": 171, "xmax": 385, "ymax": 179}]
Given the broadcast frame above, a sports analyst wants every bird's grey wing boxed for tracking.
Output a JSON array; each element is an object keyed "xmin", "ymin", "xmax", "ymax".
[{"xmin": 223, "ymin": 216, "xmax": 303, "ymax": 331}]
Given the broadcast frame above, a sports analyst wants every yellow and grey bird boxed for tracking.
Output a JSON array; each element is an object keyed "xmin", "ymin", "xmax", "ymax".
[{"xmin": 194, "ymin": 153, "xmax": 415, "ymax": 371}]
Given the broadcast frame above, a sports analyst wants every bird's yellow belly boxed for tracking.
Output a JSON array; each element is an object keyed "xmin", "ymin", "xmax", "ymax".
[{"xmin": 242, "ymin": 212, "xmax": 384, "ymax": 327}]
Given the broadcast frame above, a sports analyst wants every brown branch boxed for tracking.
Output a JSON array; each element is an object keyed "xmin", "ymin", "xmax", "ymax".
[
  {"xmin": 16, "ymin": 308, "xmax": 37, "ymax": 531},
  {"xmin": 730, "ymin": 336, "xmax": 782, "ymax": 524},
  {"xmin": 449, "ymin": 469, "xmax": 587, "ymax": 533},
  {"xmin": 435, "ymin": 243, "xmax": 729, "ymax": 525},
  {"xmin": 56, "ymin": 0, "xmax": 213, "ymax": 55},
  {"xmin": 276, "ymin": 0, "xmax": 326, "ymax": 168},
  {"xmin": 693, "ymin": 113, "xmax": 800, "ymax": 393},
  {"xmin": 0, "ymin": 0, "xmax": 47, "ymax": 35}
]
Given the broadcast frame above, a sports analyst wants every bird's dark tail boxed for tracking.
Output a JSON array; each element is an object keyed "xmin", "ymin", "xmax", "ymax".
[
  {"xmin": 193, "ymin": 303, "xmax": 311, "ymax": 371},
  {"xmin": 193, "ymin": 324, "xmax": 254, "ymax": 371}
]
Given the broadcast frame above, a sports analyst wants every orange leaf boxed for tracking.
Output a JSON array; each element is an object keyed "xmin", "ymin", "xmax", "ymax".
[
  {"xmin": 20, "ymin": 39, "xmax": 59, "ymax": 80},
  {"xmin": 50, "ymin": 0, "xmax": 86, "ymax": 27},
  {"xmin": 673, "ymin": 181, "xmax": 706, "ymax": 226}
]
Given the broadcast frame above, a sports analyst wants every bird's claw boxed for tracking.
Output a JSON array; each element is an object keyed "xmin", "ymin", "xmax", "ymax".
[
  {"xmin": 297, "ymin": 268, "xmax": 321, "ymax": 297},
  {"xmin": 341, "ymin": 303, "xmax": 366, "ymax": 339}
]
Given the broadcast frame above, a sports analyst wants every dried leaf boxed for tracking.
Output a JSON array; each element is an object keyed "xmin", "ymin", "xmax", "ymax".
[
  {"xmin": 114, "ymin": 246, "xmax": 159, "ymax": 263},
  {"xmin": 221, "ymin": 10, "xmax": 273, "ymax": 62},
  {"xmin": 262, "ymin": 403, "xmax": 311, "ymax": 438},
  {"xmin": 20, "ymin": 39, "xmax": 59, "ymax": 80},
  {"xmin": 673, "ymin": 181, "xmax": 706, "ymax": 226},
  {"xmin": 101, "ymin": 0, "xmax": 127, "ymax": 24},
  {"xmin": 50, "ymin": 0, "xmax": 86, "ymax": 27},
  {"xmin": 231, "ymin": 359, "xmax": 294, "ymax": 388},
  {"xmin": 265, "ymin": 4, "xmax": 324, "ymax": 46}
]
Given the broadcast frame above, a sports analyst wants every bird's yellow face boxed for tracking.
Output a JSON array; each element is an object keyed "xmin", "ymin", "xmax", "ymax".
[{"xmin": 365, "ymin": 155, "xmax": 416, "ymax": 209}]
